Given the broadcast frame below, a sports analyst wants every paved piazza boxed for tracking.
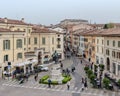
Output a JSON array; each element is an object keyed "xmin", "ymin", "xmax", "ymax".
[{"xmin": 0, "ymin": 57, "xmax": 120, "ymax": 96}]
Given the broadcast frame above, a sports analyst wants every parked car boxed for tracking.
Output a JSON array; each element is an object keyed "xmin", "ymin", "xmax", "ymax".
[{"xmin": 37, "ymin": 65, "xmax": 49, "ymax": 71}]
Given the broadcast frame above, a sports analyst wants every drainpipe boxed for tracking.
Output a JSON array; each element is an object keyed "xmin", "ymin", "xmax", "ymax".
[{"xmin": 13, "ymin": 34, "xmax": 14, "ymax": 62}]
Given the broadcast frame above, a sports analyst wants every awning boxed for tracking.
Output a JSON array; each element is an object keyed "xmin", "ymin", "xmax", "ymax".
[
  {"xmin": 31, "ymin": 59, "xmax": 38, "ymax": 63},
  {"xmin": 15, "ymin": 61, "xmax": 30, "ymax": 67},
  {"xmin": 15, "ymin": 59, "xmax": 38, "ymax": 67}
]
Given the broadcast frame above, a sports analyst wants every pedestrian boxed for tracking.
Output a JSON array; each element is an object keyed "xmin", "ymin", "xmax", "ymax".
[
  {"xmin": 81, "ymin": 82, "xmax": 84, "ymax": 91},
  {"xmin": 84, "ymin": 81, "xmax": 88, "ymax": 90},
  {"xmin": 66, "ymin": 68, "xmax": 70, "ymax": 76},
  {"xmin": 81, "ymin": 77, "xmax": 84, "ymax": 84},
  {"xmin": 67, "ymin": 81, "xmax": 70, "ymax": 90},
  {"xmin": 34, "ymin": 75, "xmax": 37, "ymax": 81},
  {"xmin": 71, "ymin": 67, "xmax": 74, "ymax": 73},
  {"xmin": 81, "ymin": 60, "xmax": 82, "ymax": 64},
  {"xmin": 26, "ymin": 74, "xmax": 28, "ymax": 81},
  {"xmin": 60, "ymin": 61, "xmax": 63, "ymax": 69},
  {"xmin": 48, "ymin": 78, "xmax": 51, "ymax": 88}
]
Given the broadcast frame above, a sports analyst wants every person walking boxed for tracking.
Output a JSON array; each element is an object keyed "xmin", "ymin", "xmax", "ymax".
[
  {"xmin": 60, "ymin": 61, "xmax": 63, "ymax": 70},
  {"xmin": 26, "ymin": 73, "xmax": 28, "ymax": 81},
  {"xmin": 84, "ymin": 81, "xmax": 88, "ymax": 90},
  {"xmin": 67, "ymin": 81, "xmax": 70, "ymax": 90},
  {"xmin": 48, "ymin": 78, "xmax": 52, "ymax": 88},
  {"xmin": 81, "ymin": 77, "xmax": 84, "ymax": 91},
  {"xmin": 81, "ymin": 60, "xmax": 82, "ymax": 64},
  {"xmin": 81, "ymin": 77, "xmax": 84, "ymax": 84},
  {"xmin": 34, "ymin": 75, "xmax": 37, "ymax": 81}
]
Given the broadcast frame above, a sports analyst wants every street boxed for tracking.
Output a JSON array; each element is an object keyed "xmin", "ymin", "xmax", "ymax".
[{"xmin": 0, "ymin": 55, "xmax": 119, "ymax": 96}]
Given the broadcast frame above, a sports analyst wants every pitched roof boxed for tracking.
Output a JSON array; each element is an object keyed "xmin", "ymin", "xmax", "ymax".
[
  {"xmin": 79, "ymin": 28, "xmax": 120, "ymax": 36},
  {"xmin": 0, "ymin": 28, "xmax": 25, "ymax": 32},
  {"xmin": 0, "ymin": 18, "xmax": 29, "ymax": 25},
  {"xmin": 32, "ymin": 25, "xmax": 59, "ymax": 34}
]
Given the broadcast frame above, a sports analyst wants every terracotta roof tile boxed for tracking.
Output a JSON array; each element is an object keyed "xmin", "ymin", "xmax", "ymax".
[
  {"xmin": 0, "ymin": 18, "xmax": 29, "ymax": 25},
  {"xmin": 79, "ymin": 28, "xmax": 120, "ymax": 36},
  {"xmin": 0, "ymin": 28, "xmax": 25, "ymax": 32},
  {"xmin": 32, "ymin": 25, "xmax": 59, "ymax": 33}
]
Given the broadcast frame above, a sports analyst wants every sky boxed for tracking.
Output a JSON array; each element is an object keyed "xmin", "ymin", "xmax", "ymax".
[{"xmin": 0, "ymin": 0, "xmax": 120, "ymax": 25}]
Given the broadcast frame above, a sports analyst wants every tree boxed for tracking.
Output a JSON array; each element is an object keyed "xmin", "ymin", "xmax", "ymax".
[
  {"xmin": 117, "ymin": 79, "xmax": 120, "ymax": 86},
  {"xmin": 90, "ymin": 74, "xmax": 96, "ymax": 87},
  {"xmin": 87, "ymin": 70, "xmax": 93, "ymax": 78},
  {"xmin": 84, "ymin": 67, "xmax": 89, "ymax": 71},
  {"xmin": 103, "ymin": 23, "xmax": 114, "ymax": 29},
  {"xmin": 99, "ymin": 64, "xmax": 104, "ymax": 71},
  {"xmin": 103, "ymin": 78, "xmax": 110, "ymax": 89}
]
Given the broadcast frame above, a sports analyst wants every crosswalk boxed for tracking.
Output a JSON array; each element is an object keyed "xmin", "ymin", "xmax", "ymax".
[
  {"xmin": 2, "ymin": 79, "xmax": 82, "ymax": 93},
  {"xmin": 1, "ymin": 79, "xmax": 120, "ymax": 96}
]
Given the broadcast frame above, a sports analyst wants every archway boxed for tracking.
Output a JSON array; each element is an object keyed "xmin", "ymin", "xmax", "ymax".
[{"xmin": 106, "ymin": 57, "xmax": 110, "ymax": 71}]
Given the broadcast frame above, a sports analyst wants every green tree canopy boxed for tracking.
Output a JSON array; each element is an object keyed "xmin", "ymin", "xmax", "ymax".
[{"xmin": 103, "ymin": 23, "xmax": 114, "ymax": 29}]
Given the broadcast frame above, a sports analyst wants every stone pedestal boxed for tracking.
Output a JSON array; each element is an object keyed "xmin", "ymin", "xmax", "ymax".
[{"xmin": 50, "ymin": 64, "xmax": 63, "ymax": 84}]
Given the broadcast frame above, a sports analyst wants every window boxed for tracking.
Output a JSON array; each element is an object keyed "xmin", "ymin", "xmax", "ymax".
[
  {"xmin": 52, "ymin": 47, "xmax": 54, "ymax": 52},
  {"xmin": 24, "ymin": 29, "xmax": 26, "ymax": 31},
  {"xmin": 3, "ymin": 40, "xmax": 10, "ymax": 50},
  {"xmin": 34, "ymin": 47, "xmax": 37, "ymax": 50},
  {"xmin": 17, "ymin": 53, "xmax": 22, "ymax": 59},
  {"xmin": 97, "ymin": 39, "xmax": 99, "ymax": 44},
  {"xmin": 101, "ymin": 58, "xmax": 103, "ymax": 64},
  {"xmin": 28, "ymin": 38, "xmax": 30, "ymax": 45},
  {"xmin": 52, "ymin": 37, "xmax": 54, "ymax": 44},
  {"xmin": 117, "ymin": 52, "xmax": 119, "ymax": 58},
  {"xmin": 24, "ymin": 38, "xmax": 26, "ymax": 45},
  {"xmin": 102, "ymin": 40, "xmax": 104, "ymax": 45},
  {"xmin": 92, "ymin": 39, "xmax": 95, "ymax": 43},
  {"xmin": 34, "ymin": 37, "xmax": 37, "ymax": 45},
  {"xmin": 113, "ymin": 41, "xmax": 115, "ymax": 47},
  {"xmin": 106, "ymin": 49, "xmax": 110, "ymax": 56},
  {"xmin": 57, "ymin": 38, "xmax": 61, "ymax": 41},
  {"xmin": 28, "ymin": 29, "xmax": 31, "ymax": 33},
  {"xmin": 112, "ymin": 51, "xmax": 115, "ymax": 58},
  {"xmin": 92, "ymin": 46, "xmax": 95, "ymax": 51},
  {"xmin": 4, "ymin": 55, "xmax": 8, "ymax": 62},
  {"xmin": 102, "ymin": 47, "xmax": 103, "ymax": 53},
  {"xmin": 107, "ymin": 40, "xmax": 109, "ymax": 46},
  {"xmin": 97, "ymin": 46, "xmax": 99, "ymax": 52},
  {"xmin": 42, "ymin": 37, "xmax": 45, "ymax": 45},
  {"xmin": 119, "ymin": 52, "xmax": 120, "ymax": 59},
  {"xmin": 17, "ymin": 39, "xmax": 22, "ymax": 48},
  {"xmin": 57, "ymin": 45, "xmax": 61, "ymax": 48},
  {"xmin": 84, "ymin": 38, "xmax": 88, "ymax": 42},
  {"xmin": 118, "ymin": 41, "xmax": 120, "ymax": 47}
]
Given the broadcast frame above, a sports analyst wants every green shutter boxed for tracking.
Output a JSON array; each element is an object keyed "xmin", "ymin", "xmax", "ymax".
[{"xmin": 8, "ymin": 40, "xmax": 10, "ymax": 49}]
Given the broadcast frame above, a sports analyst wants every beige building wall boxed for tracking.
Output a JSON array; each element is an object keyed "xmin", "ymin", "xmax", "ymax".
[
  {"xmin": 95, "ymin": 37, "xmax": 104, "ymax": 64},
  {"xmin": 104, "ymin": 36, "xmax": 120, "ymax": 78}
]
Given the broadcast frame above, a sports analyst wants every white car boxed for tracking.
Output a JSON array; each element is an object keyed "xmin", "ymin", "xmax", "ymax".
[{"xmin": 38, "ymin": 65, "xmax": 49, "ymax": 71}]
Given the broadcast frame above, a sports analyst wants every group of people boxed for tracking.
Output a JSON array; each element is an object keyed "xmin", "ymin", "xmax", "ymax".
[{"xmin": 81, "ymin": 77, "xmax": 88, "ymax": 91}]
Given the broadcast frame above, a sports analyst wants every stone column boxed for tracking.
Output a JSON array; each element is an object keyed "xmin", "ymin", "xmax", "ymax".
[
  {"xmin": 24, "ymin": 65, "xmax": 26, "ymax": 74},
  {"xmin": 116, "ymin": 63, "xmax": 118, "ymax": 76}
]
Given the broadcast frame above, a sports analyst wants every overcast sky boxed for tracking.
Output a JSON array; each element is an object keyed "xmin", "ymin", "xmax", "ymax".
[{"xmin": 0, "ymin": 0, "xmax": 120, "ymax": 25}]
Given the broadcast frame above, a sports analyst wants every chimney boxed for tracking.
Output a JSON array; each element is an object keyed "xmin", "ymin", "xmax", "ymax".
[
  {"xmin": 4, "ymin": 17, "xmax": 8, "ymax": 23},
  {"xmin": 21, "ymin": 18, "xmax": 24, "ymax": 22}
]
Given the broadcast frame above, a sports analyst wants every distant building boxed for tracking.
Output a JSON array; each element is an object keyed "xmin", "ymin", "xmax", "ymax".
[{"xmin": 60, "ymin": 19, "xmax": 88, "ymax": 26}]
